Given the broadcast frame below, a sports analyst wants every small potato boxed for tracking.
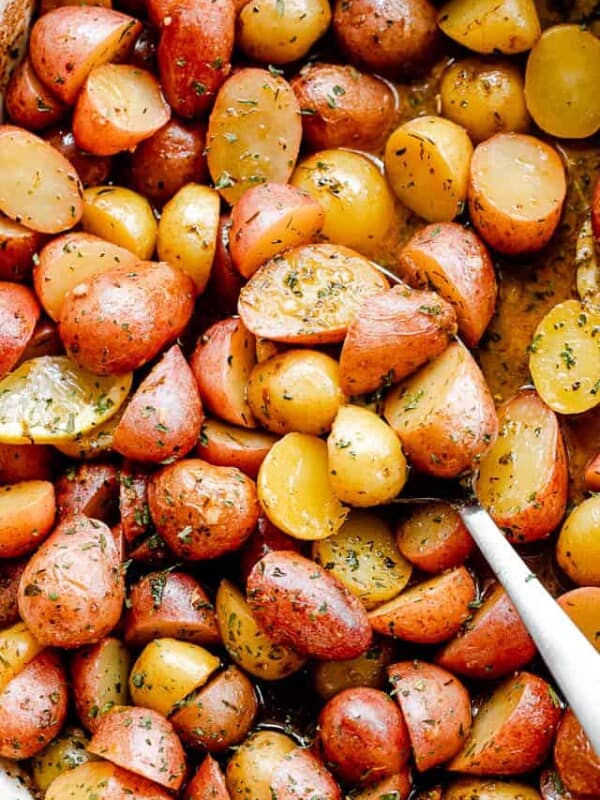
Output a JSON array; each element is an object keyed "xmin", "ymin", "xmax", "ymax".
[
  {"xmin": 476, "ymin": 389, "xmax": 568, "ymax": 543},
  {"xmin": 127, "ymin": 118, "xmax": 208, "ymax": 207},
  {"xmin": 437, "ymin": 0, "xmax": 540, "ymax": 54},
  {"xmin": 238, "ymin": 243, "xmax": 389, "ymax": 345},
  {"xmin": 396, "ymin": 502, "xmax": 474, "ymax": 574},
  {"xmin": 258, "ymin": 433, "xmax": 349, "ymax": 541},
  {"xmin": 327, "ymin": 405, "xmax": 408, "ymax": 507},
  {"xmin": 18, "ymin": 514, "xmax": 124, "ymax": 648},
  {"xmin": 369, "ymin": 566, "xmax": 476, "ymax": 644},
  {"xmin": 448, "ymin": 672, "xmax": 561, "ymax": 775},
  {"xmin": 339, "ymin": 284, "xmax": 457, "ymax": 396},
  {"xmin": 247, "ymin": 550, "xmax": 372, "ymax": 660},
  {"xmin": 313, "ymin": 511, "xmax": 412, "ymax": 608},
  {"xmin": 190, "ymin": 317, "xmax": 256, "ymax": 428},
  {"xmin": 0, "ymin": 480, "xmax": 55, "ymax": 558},
  {"xmin": 557, "ymin": 588, "xmax": 600, "ymax": 652},
  {"xmin": 171, "ymin": 665, "xmax": 258, "ymax": 752},
  {"xmin": 397, "ymin": 222, "xmax": 496, "ymax": 348},
  {"xmin": 239, "ymin": 515, "xmax": 304, "ymax": 581},
  {"xmin": 0, "ymin": 621, "xmax": 44, "ymax": 694},
  {"xmin": 291, "ymin": 149, "xmax": 395, "ymax": 257},
  {"xmin": 207, "ymin": 68, "xmax": 301, "ymax": 205},
  {"xmin": 59, "ymin": 260, "xmax": 195, "ymax": 375},
  {"xmin": 185, "ymin": 756, "xmax": 230, "ymax": 800},
  {"xmin": 238, "ymin": 0, "xmax": 331, "ymax": 64},
  {"xmin": 0, "ymin": 649, "xmax": 68, "ymax": 759},
  {"xmin": 31, "ymin": 726, "xmax": 93, "ymax": 794},
  {"xmin": 81, "ymin": 185, "xmax": 157, "ymax": 259},
  {"xmin": 0, "ymin": 125, "xmax": 83, "ymax": 234},
  {"xmin": 157, "ymin": 183, "xmax": 220, "ymax": 293},
  {"xmin": 230, "ymin": 182, "xmax": 324, "ymax": 279},
  {"xmin": 29, "ymin": 6, "xmax": 141, "ymax": 104},
  {"xmin": 197, "ymin": 419, "xmax": 278, "ymax": 479},
  {"xmin": 124, "ymin": 570, "xmax": 219, "ymax": 649},
  {"xmin": 270, "ymin": 748, "xmax": 341, "ymax": 800},
  {"xmin": 43, "ymin": 125, "xmax": 112, "ymax": 188},
  {"xmin": 226, "ymin": 730, "xmax": 297, "ymax": 800},
  {"xmin": 5, "ymin": 57, "xmax": 66, "ymax": 131},
  {"xmin": 215, "ymin": 578, "xmax": 306, "ymax": 681},
  {"xmin": 556, "ymin": 495, "xmax": 600, "ymax": 587},
  {"xmin": 318, "ymin": 687, "xmax": 410, "ymax": 784},
  {"xmin": 205, "ymin": 214, "xmax": 246, "ymax": 315},
  {"xmin": 388, "ymin": 660, "xmax": 471, "ymax": 772},
  {"xmin": 247, "ymin": 349, "xmax": 344, "ymax": 436},
  {"xmin": 0, "ymin": 560, "xmax": 27, "ymax": 627},
  {"xmin": 55, "ymin": 461, "xmax": 119, "ymax": 521},
  {"xmin": 73, "ymin": 64, "xmax": 170, "ymax": 156},
  {"xmin": 0, "ymin": 282, "xmax": 40, "ymax": 377},
  {"xmin": 445, "ymin": 779, "xmax": 543, "ymax": 800},
  {"xmin": 312, "ymin": 641, "xmax": 394, "ymax": 700},
  {"xmin": 553, "ymin": 709, "xmax": 600, "ymax": 796},
  {"xmin": 290, "ymin": 62, "xmax": 396, "ymax": 152},
  {"xmin": 71, "ymin": 637, "xmax": 131, "ymax": 733},
  {"xmin": 89, "ymin": 706, "xmax": 186, "ymax": 791},
  {"xmin": 0, "ymin": 214, "xmax": 46, "ymax": 282},
  {"xmin": 333, "ymin": 0, "xmax": 439, "ymax": 75},
  {"xmin": 384, "ymin": 116, "xmax": 473, "ymax": 223},
  {"xmin": 148, "ymin": 458, "xmax": 259, "ymax": 560},
  {"xmin": 437, "ymin": 583, "xmax": 536, "ymax": 679},
  {"xmin": 468, "ymin": 133, "xmax": 566, "ymax": 255},
  {"xmin": 384, "ymin": 342, "xmax": 498, "ymax": 478},
  {"xmin": 45, "ymin": 761, "xmax": 173, "ymax": 800}
]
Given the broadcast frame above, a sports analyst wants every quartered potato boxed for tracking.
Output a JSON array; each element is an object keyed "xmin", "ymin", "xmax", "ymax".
[
  {"xmin": 71, "ymin": 637, "xmax": 131, "ymax": 733},
  {"xmin": 31, "ymin": 726, "xmax": 94, "ymax": 794},
  {"xmin": 396, "ymin": 502, "xmax": 474, "ymax": 574},
  {"xmin": 556, "ymin": 494, "xmax": 600, "ymax": 587},
  {"xmin": 312, "ymin": 642, "xmax": 394, "ymax": 700},
  {"xmin": 437, "ymin": 0, "xmax": 541, "ymax": 54}
]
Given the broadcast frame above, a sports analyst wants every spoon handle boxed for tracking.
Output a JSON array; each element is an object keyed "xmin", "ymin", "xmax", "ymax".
[{"xmin": 459, "ymin": 502, "xmax": 600, "ymax": 756}]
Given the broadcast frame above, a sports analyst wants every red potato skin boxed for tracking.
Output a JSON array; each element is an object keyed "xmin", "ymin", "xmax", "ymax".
[
  {"xmin": 270, "ymin": 748, "xmax": 342, "ymax": 800},
  {"xmin": 387, "ymin": 660, "xmax": 471, "ymax": 772},
  {"xmin": 0, "ymin": 558, "xmax": 27, "ymax": 626},
  {"xmin": 239, "ymin": 515, "xmax": 304, "ymax": 582},
  {"xmin": 43, "ymin": 125, "xmax": 112, "ymax": 188},
  {"xmin": 0, "ymin": 282, "xmax": 40, "ymax": 377},
  {"xmin": 584, "ymin": 452, "xmax": 600, "ymax": 492},
  {"xmin": 128, "ymin": 532, "xmax": 171, "ymax": 565},
  {"xmin": 0, "ymin": 442, "xmax": 53, "ymax": 483},
  {"xmin": 395, "ymin": 506, "xmax": 474, "ymax": 574},
  {"xmin": 196, "ymin": 421, "xmax": 277, "ymax": 480},
  {"xmin": 124, "ymin": 570, "xmax": 220, "ymax": 648},
  {"xmin": 185, "ymin": 755, "xmax": 232, "ymax": 800},
  {"xmin": 5, "ymin": 57, "xmax": 66, "ymax": 131},
  {"xmin": 70, "ymin": 636, "xmax": 130, "ymax": 733},
  {"xmin": 246, "ymin": 551, "xmax": 373, "ymax": 660},
  {"xmin": 59, "ymin": 261, "xmax": 195, "ymax": 376},
  {"xmin": 157, "ymin": 0, "xmax": 235, "ymax": 119},
  {"xmin": 339, "ymin": 284, "xmax": 457, "ymax": 396},
  {"xmin": 436, "ymin": 583, "xmax": 537, "ymax": 679},
  {"xmin": 88, "ymin": 706, "xmax": 186, "ymax": 791},
  {"xmin": 554, "ymin": 709, "xmax": 600, "ymax": 796},
  {"xmin": 0, "ymin": 216, "xmax": 47, "ymax": 282},
  {"xmin": 398, "ymin": 222, "xmax": 497, "ymax": 347},
  {"xmin": 113, "ymin": 345, "xmax": 204, "ymax": 463},
  {"xmin": 55, "ymin": 461, "xmax": 119, "ymax": 523},
  {"xmin": 47, "ymin": 762, "xmax": 174, "ymax": 800},
  {"xmin": 203, "ymin": 214, "xmax": 246, "ymax": 316},
  {"xmin": 0, "ymin": 649, "xmax": 68, "ymax": 758},
  {"xmin": 0, "ymin": 480, "xmax": 56, "ymax": 558},
  {"xmin": 119, "ymin": 461, "xmax": 151, "ymax": 544},
  {"xmin": 318, "ymin": 687, "xmax": 410, "ymax": 785}
]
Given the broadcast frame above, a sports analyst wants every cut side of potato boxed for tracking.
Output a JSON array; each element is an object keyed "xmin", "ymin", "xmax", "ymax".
[
  {"xmin": 31, "ymin": 726, "xmax": 93, "ymax": 794},
  {"xmin": 81, "ymin": 185, "xmax": 157, "ymax": 260},
  {"xmin": 437, "ymin": 0, "xmax": 541, "ymax": 54},
  {"xmin": 557, "ymin": 588, "xmax": 600, "ymax": 653},
  {"xmin": 0, "ymin": 621, "xmax": 43, "ymax": 694}
]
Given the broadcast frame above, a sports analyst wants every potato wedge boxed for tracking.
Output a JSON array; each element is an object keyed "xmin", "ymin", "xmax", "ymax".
[
  {"xmin": 55, "ymin": 461, "xmax": 118, "ymax": 521},
  {"xmin": 31, "ymin": 726, "xmax": 93, "ymax": 794},
  {"xmin": 557, "ymin": 588, "xmax": 600, "ymax": 652},
  {"xmin": 0, "ymin": 479, "xmax": 55, "ymax": 558},
  {"xmin": 197, "ymin": 418, "xmax": 278, "ymax": 479},
  {"xmin": 556, "ymin": 495, "xmax": 600, "ymax": 587},
  {"xmin": 270, "ymin": 748, "xmax": 341, "ymax": 800},
  {"xmin": 45, "ymin": 761, "xmax": 173, "ymax": 800},
  {"xmin": 0, "ymin": 213, "xmax": 45, "ymax": 282},
  {"xmin": 240, "ymin": 515, "xmax": 304, "ymax": 581},
  {"xmin": 0, "ymin": 620, "xmax": 43, "ymax": 694},
  {"xmin": 71, "ymin": 636, "xmax": 131, "ymax": 733},
  {"xmin": 396, "ymin": 502, "xmax": 474, "ymax": 574},
  {"xmin": 185, "ymin": 756, "xmax": 231, "ymax": 800},
  {"xmin": 312, "ymin": 642, "xmax": 394, "ymax": 701},
  {"xmin": 553, "ymin": 709, "xmax": 600, "ymax": 797},
  {"xmin": 226, "ymin": 730, "xmax": 296, "ymax": 800},
  {"xmin": 81, "ymin": 185, "xmax": 157, "ymax": 260},
  {"xmin": 445, "ymin": 778, "xmax": 543, "ymax": 800},
  {"xmin": 437, "ymin": 0, "xmax": 540, "ymax": 54}
]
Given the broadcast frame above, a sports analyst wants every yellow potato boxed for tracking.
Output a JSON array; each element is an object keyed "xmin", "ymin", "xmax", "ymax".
[
  {"xmin": 327, "ymin": 405, "xmax": 408, "ymax": 507},
  {"xmin": 444, "ymin": 778, "xmax": 542, "ymax": 800},
  {"xmin": 226, "ymin": 730, "xmax": 296, "ymax": 800},
  {"xmin": 82, "ymin": 186, "xmax": 157, "ymax": 259},
  {"xmin": 0, "ymin": 621, "xmax": 43, "ymax": 694},
  {"xmin": 384, "ymin": 116, "xmax": 473, "ymax": 222},
  {"xmin": 312, "ymin": 642, "xmax": 393, "ymax": 700},
  {"xmin": 246, "ymin": 349, "xmax": 345, "ymax": 436},
  {"xmin": 31, "ymin": 727, "xmax": 93, "ymax": 794},
  {"xmin": 54, "ymin": 407, "xmax": 124, "ymax": 460},
  {"xmin": 258, "ymin": 432, "xmax": 349, "ymax": 540},
  {"xmin": 529, "ymin": 299, "xmax": 600, "ymax": 415},
  {"xmin": 157, "ymin": 183, "xmax": 220, "ymax": 294},
  {"xmin": 72, "ymin": 638, "xmax": 131, "ymax": 734},
  {"xmin": 557, "ymin": 588, "xmax": 600, "ymax": 652},
  {"xmin": 216, "ymin": 579, "xmax": 306, "ymax": 681},
  {"xmin": 312, "ymin": 511, "xmax": 412, "ymax": 609},
  {"xmin": 291, "ymin": 149, "xmax": 396, "ymax": 256},
  {"xmin": 556, "ymin": 495, "xmax": 600, "ymax": 587},
  {"xmin": 438, "ymin": 0, "xmax": 541, "ymax": 54},
  {"xmin": 129, "ymin": 638, "xmax": 220, "ymax": 717}
]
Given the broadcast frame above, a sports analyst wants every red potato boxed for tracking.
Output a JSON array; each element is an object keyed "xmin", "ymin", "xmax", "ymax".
[
  {"xmin": 45, "ymin": 761, "xmax": 174, "ymax": 800},
  {"xmin": 448, "ymin": 672, "xmax": 562, "ymax": 775},
  {"xmin": 0, "ymin": 214, "xmax": 46, "ymax": 282},
  {"xmin": 88, "ymin": 706, "xmax": 186, "ymax": 791},
  {"xmin": 468, "ymin": 134, "xmax": 567, "ymax": 255},
  {"xmin": 0, "ymin": 480, "xmax": 55, "ymax": 558},
  {"xmin": 388, "ymin": 660, "xmax": 472, "ymax": 772},
  {"xmin": 554, "ymin": 709, "xmax": 600, "ymax": 796},
  {"xmin": 71, "ymin": 637, "xmax": 131, "ymax": 733},
  {"xmin": 157, "ymin": 0, "xmax": 234, "ymax": 119},
  {"xmin": 113, "ymin": 345, "xmax": 203, "ymax": 463},
  {"xmin": 124, "ymin": 570, "xmax": 220, "ymax": 648},
  {"xmin": 0, "ymin": 558, "xmax": 27, "ymax": 626},
  {"xmin": 128, "ymin": 532, "xmax": 170, "ymax": 565},
  {"xmin": 59, "ymin": 260, "xmax": 195, "ymax": 375},
  {"xmin": 246, "ymin": 550, "xmax": 372, "ymax": 660},
  {"xmin": 369, "ymin": 566, "xmax": 476, "ymax": 644},
  {"xmin": 0, "ymin": 649, "xmax": 68, "ymax": 759},
  {"xmin": 148, "ymin": 458, "xmax": 260, "ymax": 560},
  {"xmin": 185, "ymin": 755, "xmax": 231, "ymax": 800},
  {"xmin": 0, "ymin": 442, "xmax": 53, "ymax": 483},
  {"xmin": 239, "ymin": 515, "xmax": 304, "ymax": 581},
  {"xmin": 557, "ymin": 587, "xmax": 600, "ymax": 651},
  {"xmin": 18, "ymin": 317, "xmax": 63, "ymax": 363},
  {"xmin": 398, "ymin": 222, "xmax": 497, "ymax": 347},
  {"xmin": 18, "ymin": 514, "xmax": 125, "ymax": 648},
  {"xmin": 190, "ymin": 317, "xmax": 256, "ymax": 428},
  {"xmin": 29, "ymin": 6, "xmax": 141, "ymax": 105},
  {"xmin": 55, "ymin": 461, "xmax": 119, "ymax": 522},
  {"xmin": 4, "ymin": 57, "xmax": 66, "ymax": 130},
  {"xmin": 318, "ymin": 687, "xmax": 410, "ymax": 785},
  {"xmin": 584, "ymin": 452, "xmax": 600, "ymax": 492},
  {"xmin": 0, "ymin": 282, "xmax": 40, "ymax": 377},
  {"xmin": 437, "ymin": 583, "xmax": 537, "ymax": 679},
  {"xmin": 119, "ymin": 461, "xmax": 151, "ymax": 544},
  {"xmin": 353, "ymin": 773, "xmax": 412, "ymax": 800},
  {"xmin": 290, "ymin": 62, "xmax": 396, "ymax": 151},
  {"xmin": 230, "ymin": 183, "xmax": 325, "ymax": 279},
  {"xmin": 73, "ymin": 64, "xmax": 170, "ymax": 156},
  {"xmin": 197, "ymin": 418, "xmax": 278, "ymax": 479},
  {"xmin": 339, "ymin": 283, "xmax": 457, "ymax": 396},
  {"xmin": 203, "ymin": 214, "xmax": 246, "ymax": 315},
  {"xmin": 270, "ymin": 748, "xmax": 341, "ymax": 800},
  {"xmin": 43, "ymin": 125, "xmax": 112, "ymax": 188},
  {"xmin": 396, "ymin": 502, "xmax": 474, "ymax": 574}
]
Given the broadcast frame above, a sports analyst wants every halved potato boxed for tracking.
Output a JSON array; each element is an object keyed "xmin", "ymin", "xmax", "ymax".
[
  {"xmin": 557, "ymin": 588, "xmax": 600, "ymax": 652},
  {"xmin": 81, "ymin": 185, "xmax": 157, "ymax": 260},
  {"xmin": 437, "ymin": 0, "xmax": 541, "ymax": 54},
  {"xmin": 312, "ymin": 642, "xmax": 394, "ymax": 700},
  {"xmin": 31, "ymin": 727, "xmax": 94, "ymax": 794},
  {"xmin": 556, "ymin": 495, "xmax": 600, "ymax": 587},
  {"xmin": 553, "ymin": 709, "xmax": 600, "ymax": 797},
  {"xmin": 71, "ymin": 637, "xmax": 132, "ymax": 733},
  {"xmin": 197, "ymin": 418, "xmax": 278, "ymax": 479},
  {"xmin": 396, "ymin": 502, "xmax": 474, "ymax": 574},
  {"xmin": 0, "ymin": 620, "xmax": 43, "ymax": 694},
  {"xmin": 45, "ymin": 761, "xmax": 173, "ymax": 800},
  {"xmin": 0, "ymin": 480, "xmax": 55, "ymax": 558},
  {"xmin": 226, "ymin": 730, "xmax": 296, "ymax": 800}
]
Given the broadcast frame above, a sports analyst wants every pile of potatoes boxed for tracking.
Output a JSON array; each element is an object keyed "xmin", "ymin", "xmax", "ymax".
[{"xmin": 0, "ymin": 0, "xmax": 599, "ymax": 798}]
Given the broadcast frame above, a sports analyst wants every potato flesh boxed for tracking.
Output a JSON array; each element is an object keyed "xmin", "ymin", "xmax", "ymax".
[
  {"xmin": 444, "ymin": 778, "xmax": 542, "ymax": 800},
  {"xmin": 88, "ymin": 639, "xmax": 131, "ymax": 725},
  {"xmin": 0, "ymin": 621, "xmax": 43, "ymax": 694},
  {"xmin": 226, "ymin": 730, "xmax": 296, "ymax": 800},
  {"xmin": 556, "ymin": 495, "xmax": 600, "ymax": 587},
  {"xmin": 557, "ymin": 588, "xmax": 600, "ymax": 652},
  {"xmin": 31, "ymin": 727, "xmax": 92, "ymax": 793},
  {"xmin": 438, "ymin": 0, "xmax": 541, "ymax": 54},
  {"xmin": 82, "ymin": 186, "xmax": 157, "ymax": 260},
  {"xmin": 86, "ymin": 65, "xmax": 167, "ymax": 133}
]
